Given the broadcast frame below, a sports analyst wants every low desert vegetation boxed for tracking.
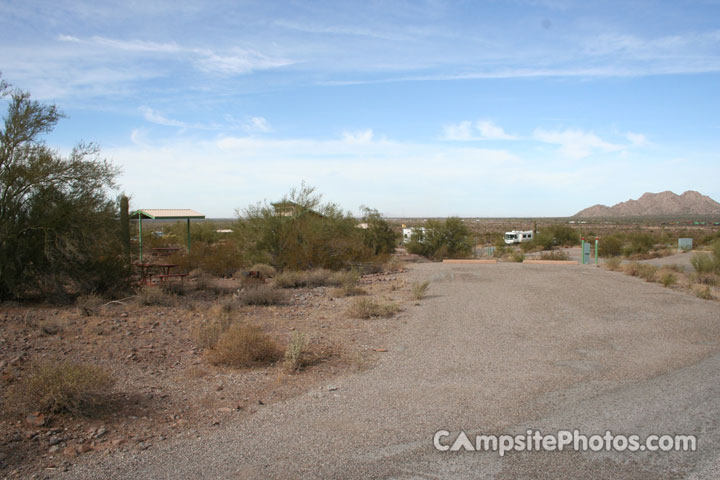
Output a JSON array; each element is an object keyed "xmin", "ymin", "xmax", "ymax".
[
  {"xmin": 207, "ymin": 324, "xmax": 281, "ymax": 368},
  {"xmin": 235, "ymin": 285, "xmax": 287, "ymax": 306},
  {"xmin": 659, "ymin": 270, "xmax": 677, "ymax": 288},
  {"xmin": 411, "ymin": 281, "xmax": 430, "ymax": 300},
  {"xmin": 8, "ymin": 361, "xmax": 115, "ymax": 416},
  {"xmin": 406, "ymin": 217, "xmax": 473, "ymax": 260},
  {"xmin": 284, "ymin": 332, "xmax": 308, "ymax": 372},
  {"xmin": 539, "ymin": 250, "xmax": 570, "ymax": 261},
  {"xmin": 510, "ymin": 251, "xmax": 525, "ymax": 263},
  {"xmin": 695, "ymin": 286, "xmax": 714, "ymax": 300},
  {"xmin": 347, "ymin": 297, "xmax": 400, "ymax": 319},
  {"xmin": 273, "ymin": 269, "xmax": 357, "ymax": 289},
  {"xmin": 605, "ymin": 257, "xmax": 623, "ymax": 271}
]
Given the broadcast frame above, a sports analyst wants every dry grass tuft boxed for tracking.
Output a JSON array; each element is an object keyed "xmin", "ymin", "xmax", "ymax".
[
  {"xmin": 411, "ymin": 281, "xmax": 430, "ymax": 300},
  {"xmin": 347, "ymin": 298, "xmax": 400, "ymax": 319},
  {"xmin": 539, "ymin": 250, "xmax": 570, "ymax": 261},
  {"xmin": 75, "ymin": 294, "xmax": 104, "ymax": 317},
  {"xmin": 136, "ymin": 286, "xmax": 176, "ymax": 306},
  {"xmin": 659, "ymin": 270, "xmax": 677, "ymax": 288},
  {"xmin": 193, "ymin": 312, "xmax": 234, "ymax": 349},
  {"xmin": 273, "ymin": 269, "xmax": 357, "ymax": 289},
  {"xmin": 208, "ymin": 325, "xmax": 281, "ymax": 367},
  {"xmin": 284, "ymin": 332, "xmax": 308, "ymax": 372},
  {"xmin": 8, "ymin": 361, "xmax": 115, "ymax": 416},
  {"xmin": 235, "ymin": 285, "xmax": 287, "ymax": 306},
  {"xmin": 383, "ymin": 257, "xmax": 406, "ymax": 273},
  {"xmin": 605, "ymin": 257, "xmax": 623, "ymax": 271},
  {"xmin": 694, "ymin": 286, "xmax": 714, "ymax": 300}
]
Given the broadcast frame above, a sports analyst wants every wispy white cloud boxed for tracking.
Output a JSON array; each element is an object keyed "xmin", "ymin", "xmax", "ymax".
[
  {"xmin": 342, "ymin": 129, "xmax": 374, "ymax": 144},
  {"xmin": 244, "ymin": 116, "xmax": 272, "ymax": 133},
  {"xmin": 442, "ymin": 120, "xmax": 515, "ymax": 141},
  {"xmin": 625, "ymin": 132, "xmax": 649, "ymax": 147},
  {"xmin": 140, "ymin": 106, "xmax": 188, "ymax": 128},
  {"xmin": 533, "ymin": 128, "xmax": 623, "ymax": 159}
]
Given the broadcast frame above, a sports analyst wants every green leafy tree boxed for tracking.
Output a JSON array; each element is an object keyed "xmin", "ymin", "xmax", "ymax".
[
  {"xmin": 0, "ymin": 75, "xmax": 128, "ymax": 301},
  {"xmin": 406, "ymin": 217, "xmax": 472, "ymax": 260},
  {"xmin": 359, "ymin": 206, "xmax": 397, "ymax": 255},
  {"xmin": 236, "ymin": 183, "xmax": 372, "ymax": 270}
]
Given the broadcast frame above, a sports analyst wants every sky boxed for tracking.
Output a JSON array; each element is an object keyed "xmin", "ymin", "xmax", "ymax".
[{"xmin": 1, "ymin": 0, "xmax": 719, "ymax": 218}]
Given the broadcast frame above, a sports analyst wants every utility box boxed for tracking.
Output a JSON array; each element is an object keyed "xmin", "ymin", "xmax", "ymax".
[
  {"xmin": 583, "ymin": 242, "xmax": 591, "ymax": 264},
  {"xmin": 678, "ymin": 238, "xmax": 693, "ymax": 251}
]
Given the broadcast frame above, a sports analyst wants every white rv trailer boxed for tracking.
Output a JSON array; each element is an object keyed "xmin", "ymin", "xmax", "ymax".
[{"xmin": 504, "ymin": 230, "xmax": 534, "ymax": 245}]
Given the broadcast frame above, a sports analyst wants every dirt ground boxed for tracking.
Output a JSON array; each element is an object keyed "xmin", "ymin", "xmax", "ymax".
[{"xmin": 0, "ymin": 267, "xmax": 415, "ymax": 478}]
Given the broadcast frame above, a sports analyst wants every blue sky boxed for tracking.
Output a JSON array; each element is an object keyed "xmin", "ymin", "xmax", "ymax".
[{"xmin": 2, "ymin": 0, "xmax": 719, "ymax": 217}]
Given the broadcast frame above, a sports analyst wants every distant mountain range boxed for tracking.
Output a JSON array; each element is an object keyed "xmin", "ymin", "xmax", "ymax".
[{"xmin": 574, "ymin": 191, "xmax": 720, "ymax": 217}]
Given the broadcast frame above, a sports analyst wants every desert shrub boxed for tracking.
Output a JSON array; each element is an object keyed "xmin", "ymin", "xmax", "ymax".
[
  {"xmin": 284, "ymin": 332, "xmax": 308, "ymax": 372},
  {"xmin": 136, "ymin": 286, "xmax": 176, "ymax": 306},
  {"xmin": 598, "ymin": 235, "xmax": 624, "ymax": 257},
  {"xmin": 0, "ymin": 77, "xmax": 133, "ymax": 302},
  {"xmin": 406, "ymin": 217, "xmax": 472, "ymax": 260},
  {"xmin": 695, "ymin": 286, "xmax": 714, "ymax": 300},
  {"xmin": 37, "ymin": 318, "xmax": 63, "ymax": 335},
  {"xmin": 547, "ymin": 225, "xmax": 580, "ymax": 246},
  {"xmin": 332, "ymin": 283, "xmax": 367, "ymax": 297},
  {"xmin": 623, "ymin": 262, "xmax": 657, "ymax": 281},
  {"xmin": 76, "ymin": 293, "xmax": 104, "ymax": 316},
  {"xmin": 383, "ymin": 256, "xmax": 406, "ymax": 273},
  {"xmin": 208, "ymin": 324, "xmax": 280, "ymax": 367},
  {"xmin": 659, "ymin": 271, "xmax": 677, "ymax": 288},
  {"xmin": 623, "ymin": 232, "xmax": 657, "ymax": 256},
  {"xmin": 193, "ymin": 313, "xmax": 234, "ymax": 349},
  {"xmin": 359, "ymin": 207, "xmax": 398, "ymax": 255},
  {"xmin": 248, "ymin": 263, "xmax": 277, "ymax": 278},
  {"xmin": 510, "ymin": 251, "xmax": 525, "ymax": 262},
  {"xmin": 273, "ymin": 269, "xmax": 356, "ymax": 289},
  {"xmin": 347, "ymin": 298, "xmax": 400, "ymax": 319},
  {"xmin": 169, "ymin": 241, "xmax": 244, "ymax": 278},
  {"xmin": 605, "ymin": 257, "xmax": 623, "ymax": 271},
  {"xmin": 540, "ymin": 250, "xmax": 570, "ymax": 261},
  {"xmin": 411, "ymin": 281, "xmax": 430, "ymax": 300},
  {"xmin": 161, "ymin": 282, "xmax": 186, "ymax": 296},
  {"xmin": 235, "ymin": 183, "xmax": 374, "ymax": 271},
  {"xmin": 235, "ymin": 285, "xmax": 287, "ymax": 306},
  {"xmin": 691, "ymin": 252, "xmax": 717, "ymax": 274},
  {"xmin": 690, "ymin": 272, "xmax": 718, "ymax": 286},
  {"xmin": 10, "ymin": 361, "xmax": 114, "ymax": 415}
]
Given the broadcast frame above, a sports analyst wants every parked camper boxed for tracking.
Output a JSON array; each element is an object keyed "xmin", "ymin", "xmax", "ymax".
[{"xmin": 504, "ymin": 230, "xmax": 534, "ymax": 245}]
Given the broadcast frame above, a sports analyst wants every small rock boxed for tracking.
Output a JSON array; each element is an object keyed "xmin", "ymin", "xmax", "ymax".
[
  {"xmin": 63, "ymin": 446, "xmax": 78, "ymax": 458},
  {"xmin": 94, "ymin": 427, "xmax": 107, "ymax": 438},
  {"xmin": 216, "ymin": 385, "xmax": 224, "ymax": 391},
  {"xmin": 48, "ymin": 445, "xmax": 60, "ymax": 454},
  {"xmin": 120, "ymin": 312, "xmax": 128, "ymax": 318},
  {"xmin": 25, "ymin": 412, "xmax": 46, "ymax": 427},
  {"xmin": 210, "ymin": 419, "xmax": 220, "ymax": 426},
  {"xmin": 217, "ymin": 407, "xmax": 232, "ymax": 413},
  {"xmin": 48, "ymin": 437, "xmax": 62, "ymax": 446},
  {"xmin": 327, "ymin": 386, "xmax": 339, "ymax": 392},
  {"xmin": 257, "ymin": 400, "xmax": 264, "ymax": 405}
]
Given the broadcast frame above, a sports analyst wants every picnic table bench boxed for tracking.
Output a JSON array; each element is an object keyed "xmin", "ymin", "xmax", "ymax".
[{"xmin": 134, "ymin": 262, "xmax": 184, "ymax": 285}]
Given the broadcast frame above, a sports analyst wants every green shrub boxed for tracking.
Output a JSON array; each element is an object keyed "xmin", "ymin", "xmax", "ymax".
[
  {"xmin": 598, "ymin": 235, "xmax": 624, "ymax": 257},
  {"xmin": 659, "ymin": 271, "xmax": 677, "ymax": 288},
  {"xmin": 273, "ymin": 269, "xmax": 356, "ymax": 289},
  {"xmin": 208, "ymin": 324, "xmax": 280, "ymax": 367},
  {"xmin": 359, "ymin": 207, "xmax": 398, "ymax": 255},
  {"xmin": 406, "ymin": 217, "xmax": 472, "ymax": 260},
  {"xmin": 691, "ymin": 253, "xmax": 716, "ymax": 274},
  {"xmin": 623, "ymin": 232, "xmax": 657, "ymax": 256},
  {"xmin": 347, "ymin": 298, "xmax": 400, "ymax": 319},
  {"xmin": 236, "ymin": 183, "xmax": 373, "ymax": 271},
  {"xmin": 10, "ymin": 361, "xmax": 114, "ymax": 415},
  {"xmin": 511, "ymin": 251, "xmax": 525, "ymax": 262},
  {"xmin": 169, "ymin": 241, "xmax": 244, "ymax": 278},
  {"xmin": 248, "ymin": 263, "xmax": 276, "ymax": 278},
  {"xmin": 624, "ymin": 262, "xmax": 657, "ymax": 281}
]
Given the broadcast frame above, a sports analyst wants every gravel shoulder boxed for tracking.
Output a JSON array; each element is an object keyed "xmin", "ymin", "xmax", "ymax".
[{"xmin": 58, "ymin": 262, "xmax": 720, "ymax": 479}]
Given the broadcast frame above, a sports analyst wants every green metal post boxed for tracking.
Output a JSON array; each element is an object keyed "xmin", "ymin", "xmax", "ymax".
[
  {"xmin": 595, "ymin": 237, "xmax": 599, "ymax": 265},
  {"xmin": 138, "ymin": 212, "xmax": 143, "ymax": 262},
  {"xmin": 187, "ymin": 218, "xmax": 191, "ymax": 252},
  {"xmin": 581, "ymin": 237, "xmax": 585, "ymax": 264}
]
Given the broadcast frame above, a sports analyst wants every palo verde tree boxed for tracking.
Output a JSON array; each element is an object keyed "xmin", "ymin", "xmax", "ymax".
[
  {"xmin": 0, "ymin": 75, "xmax": 129, "ymax": 301},
  {"xmin": 236, "ymin": 183, "xmax": 373, "ymax": 270}
]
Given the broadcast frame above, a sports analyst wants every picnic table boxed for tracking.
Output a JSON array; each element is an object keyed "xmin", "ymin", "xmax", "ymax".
[{"xmin": 133, "ymin": 262, "xmax": 187, "ymax": 284}]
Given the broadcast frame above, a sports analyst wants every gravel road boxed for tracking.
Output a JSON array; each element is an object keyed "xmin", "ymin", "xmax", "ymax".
[{"xmin": 62, "ymin": 263, "xmax": 720, "ymax": 479}]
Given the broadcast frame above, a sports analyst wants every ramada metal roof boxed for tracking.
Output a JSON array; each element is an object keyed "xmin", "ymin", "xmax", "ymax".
[{"xmin": 131, "ymin": 209, "xmax": 205, "ymax": 220}]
